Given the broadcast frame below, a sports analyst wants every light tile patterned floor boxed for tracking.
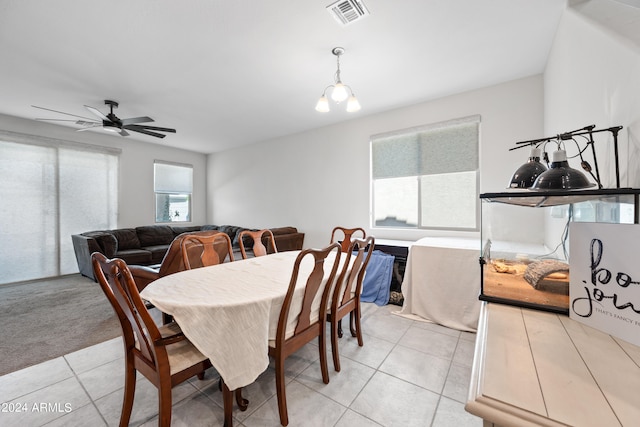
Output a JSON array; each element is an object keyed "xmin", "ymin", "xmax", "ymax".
[{"xmin": 0, "ymin": 303, "xmax": 482, "ymax": 426}]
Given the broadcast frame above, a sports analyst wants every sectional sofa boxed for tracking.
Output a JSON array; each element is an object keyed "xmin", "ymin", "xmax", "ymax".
[{"xmin": 72, "ymin": 224, "xmax": 305, "ymax": 280}]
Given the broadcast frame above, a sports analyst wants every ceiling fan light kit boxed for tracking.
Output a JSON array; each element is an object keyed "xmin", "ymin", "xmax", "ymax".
[{"xmin": 33, "ymin": 100, "xmax": 176, "ymax": 139}]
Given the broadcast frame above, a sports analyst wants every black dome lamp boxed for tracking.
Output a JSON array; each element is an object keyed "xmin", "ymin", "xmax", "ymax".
[
  {"xmin": 508, "ymin": 147, "xmax": 547, "ymax": 189},
  {"xmin": 530, "ymin": 149, "xmax": 595, "ymax": 190}
]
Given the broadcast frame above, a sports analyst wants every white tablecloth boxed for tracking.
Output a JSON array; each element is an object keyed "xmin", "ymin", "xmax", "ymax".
[
  {"xmin": 140, "ymin": 250, "xmax": 342, "ymax": 390},
  {"xmin": 397, "ymin": 237, "xmax": 481, "ymax": 332}
]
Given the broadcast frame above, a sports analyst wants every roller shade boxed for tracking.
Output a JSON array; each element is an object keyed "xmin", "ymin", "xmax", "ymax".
[
  {"xmin": 154, "ymin": 161, "xmax": 193, "ymax": 194},
  {"xmin": 372, "ymin": 115, "xmax": 479, "ymax": 179}
]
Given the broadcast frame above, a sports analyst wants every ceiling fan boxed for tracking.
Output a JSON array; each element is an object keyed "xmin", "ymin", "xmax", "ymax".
[{"xmin": 33, "ymin": 100, "xmax": 177, "ymax": 138}]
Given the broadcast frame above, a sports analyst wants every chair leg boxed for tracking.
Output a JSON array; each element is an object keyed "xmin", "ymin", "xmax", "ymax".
[
  {"xmin": 274, "ymin": 354, "xmax": 289, "ymax": 426},
  {"xmin": 337, "ymin": 318, "xmax": 343, "ymax": 338},
  {"xmin": 235, "ymin": 387, "xmax": 249, "ymax": 411},
  {"xmin": 158, "ymin": 380, "xmax": 173, "ymax": 427},
  {"xmin": 119, "ymin": 360, "xmax": 136, "ymax": 427},
  {"xmin": 349, "ymin": 310, "xmax": 357, "ymax": 337},
  {"xmin": 331, "ymin": 317, "xmax": 341, "ymax": 372},
  {"xmin": 162, "ymin": 312, "xmax": 173, "ymax": 325},
  {"xmin": 352, "ymin": 307, "xmax": 364, "ymax": 347},
  {"xmin": 318, "ymin": 326, "xmax": 329, "ymax": 384}
]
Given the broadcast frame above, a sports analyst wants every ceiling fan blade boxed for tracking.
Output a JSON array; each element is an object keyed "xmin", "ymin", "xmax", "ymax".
[
  {"xmin": 84, "ymin": 105, "xmax": 110, "ymax": 122},
  {"xmin": 36, "ymin": 118, "xmax": 82, "ymax": 122},
  {"xmin": 76, "ymin": 124, "xmax": 104, "ymax": 132},
  {"xmin": 121, "ymin": 116, "xmax": 154, "ymax": 125},
  {"xmin": 124, "ymin": 124, "xmax": 176, "ymax": 133},
  {"xmin": 32, "ymin": 105, "xmax": 96, "ymax": 121},
  {"xmin": 127, "ymin": 127, "xmax": 166, "ymax": 138}
]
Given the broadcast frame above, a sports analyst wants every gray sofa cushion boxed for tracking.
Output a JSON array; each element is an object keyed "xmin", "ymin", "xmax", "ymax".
[
  {"xmin": 171, "ymin": 225, "xmax": 203, "ymax": 237},
  {"xmin": 96, "ymin": 233, "xmax": 118, "ymax": 258},
  {"xmin": 144, "ymin": 244, "xmax": 171, "ymax": 263},
  {"xmin": 114, "ymin": 248, "xmax": 152, "ymax": 264},
  {"xmin": 82, "ymin": 231, "xmax": 118, "ymax": 258},
  {"xmin": 136, "ymin": 225, "xmax": 174, "ymax": 247},
  {"xmin": 111, "ymin": 228, "xmax": 140, "ymax": 250}
]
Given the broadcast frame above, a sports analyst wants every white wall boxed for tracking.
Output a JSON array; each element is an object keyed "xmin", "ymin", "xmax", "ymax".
[
  {"xmin": 0, "ymin": 113, "xmax": 208, "ymax": 228},
  {"xmin": 543, "ymin": 7, "xmax": 640, "ymax": 251},
  {"xmin": 545, "ymin": 7, "xmax": 640, "ymax": 188},
  {"xmin": 208, "ymin": 75, "xmax": 546, "ymax": 248}
]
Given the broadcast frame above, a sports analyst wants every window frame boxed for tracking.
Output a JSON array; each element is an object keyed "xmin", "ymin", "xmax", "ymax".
[
  {"xmin": 153, "ymin": 160, "xmax": 193, "ymax": 223},
  {"xmin": 370, "ymin": 115, "xmax": 481, "ymax": 232}
]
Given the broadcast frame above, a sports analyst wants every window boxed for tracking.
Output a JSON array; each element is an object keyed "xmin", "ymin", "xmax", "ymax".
[
  {"xmin": 0, "ymin": 132, "xmax": 119, "ymax": 285},
  {"xmin": 371, "ymin": 115, "xmax": 480, "ymax": 230},
  {"xmin": 154, "ymin": 161, "xmax": 193, "ymax": 223}
]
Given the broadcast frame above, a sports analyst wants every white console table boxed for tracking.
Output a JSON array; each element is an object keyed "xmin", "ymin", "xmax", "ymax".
[
  {"xmin": 397, "ymin": 236, "xmax": 481, "ymax": 332},
  {"xmin": 465, "ymin": 302, "xmax": 640, "ymax": 426}
]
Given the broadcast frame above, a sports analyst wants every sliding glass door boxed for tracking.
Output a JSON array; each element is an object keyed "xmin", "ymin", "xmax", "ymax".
[{"xmin": 0, "ymin": 136, "xmax": 118, "ymax": 285}]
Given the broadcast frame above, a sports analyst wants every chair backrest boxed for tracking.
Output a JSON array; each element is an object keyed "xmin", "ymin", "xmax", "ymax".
[
  {"xmin": 158, "ymin": 230, "xmax": 226, "ymax": 277},
  {"xmin": 274, "ymin": 243, "xmax": 342, "ymax": 344},
  {"xmin": 333, "ymin": 236, "xmax": 375, "ymax": 309},
  {"xmin": 181, "ymin": 232, "xmax": 234, "ymax": 269},
  {"xmin": 238, "ymin": 229, "xmax": 277, "ymax": 259},
  {"xmin": 91, "ymin": 252, "xmax": 166, "ymax": 368},
  {"xmin": 330, "ymin": 226, "xmax": 366, "ymax": 253}
]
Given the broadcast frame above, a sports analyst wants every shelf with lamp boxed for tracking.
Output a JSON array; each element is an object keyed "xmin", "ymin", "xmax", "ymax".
[
  {"xmin": 315, "ymin": 47, "xmax": 361, "ymax": 113},
  {"xmin": 478, "ymin": 124, "xmax": 640, "ymax": 314},
  {"xmin": 481, "ymin": 124, "xmax": 640, "ymax": 211}
]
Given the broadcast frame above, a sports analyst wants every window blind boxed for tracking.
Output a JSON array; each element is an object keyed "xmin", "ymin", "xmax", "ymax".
[
  {"xmin": 371, "ymin": 115, "xmax": 479, "ymax": 179},
  {"xmin": 154, "ymin": 161, "xmax": 193, "ymax": 193}
]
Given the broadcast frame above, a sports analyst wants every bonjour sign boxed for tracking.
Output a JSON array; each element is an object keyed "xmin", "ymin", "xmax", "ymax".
[{"xmin": 569, "ymin": 222, "xmax": 640, "ymax": 346}]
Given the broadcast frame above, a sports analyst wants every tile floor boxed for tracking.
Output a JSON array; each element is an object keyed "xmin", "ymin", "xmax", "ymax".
[{"xmin": 0, "ymin": 303, "xmax": 482, "ymax": 426}]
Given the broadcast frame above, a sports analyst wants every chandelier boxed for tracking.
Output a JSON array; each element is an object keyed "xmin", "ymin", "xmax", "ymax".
[{"xmin": 315, "ymin": 47, "xmax": 361, "ymax": 113}]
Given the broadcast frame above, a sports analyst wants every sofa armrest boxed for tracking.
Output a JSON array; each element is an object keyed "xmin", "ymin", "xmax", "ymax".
[
  {"xmin": 129, "ymin": 265, "xmax": 161, "ymax": 292},
  {"xmin": 72, "ymin": 234, "xmax": 103, "ymax": 281}
]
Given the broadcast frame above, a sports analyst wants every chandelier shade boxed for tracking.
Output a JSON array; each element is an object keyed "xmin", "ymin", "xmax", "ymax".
[{"xmin": 315, "ymin": 47, "xmax": 361, "ymax": 113}]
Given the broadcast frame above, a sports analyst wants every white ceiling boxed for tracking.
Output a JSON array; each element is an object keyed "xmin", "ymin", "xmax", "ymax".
[{"xmin": 0, "ymin": 0, "xmax": 579, "ymax": 154}]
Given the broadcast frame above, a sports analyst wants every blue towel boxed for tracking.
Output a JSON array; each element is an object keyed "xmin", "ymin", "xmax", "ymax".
[{"xmin": 361, "ymin": 250, "xmax": 394, "ymax": 306}]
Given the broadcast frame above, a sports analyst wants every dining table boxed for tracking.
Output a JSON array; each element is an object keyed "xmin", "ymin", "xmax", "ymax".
[{"xmin": 139, "ymin": 249, "xmax": 347, "ymax": 425}]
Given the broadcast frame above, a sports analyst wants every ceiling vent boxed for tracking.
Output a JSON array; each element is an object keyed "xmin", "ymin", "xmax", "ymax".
[{"xmin": 326, "ymin": 0, "xmax": 370, "ymax": 26}]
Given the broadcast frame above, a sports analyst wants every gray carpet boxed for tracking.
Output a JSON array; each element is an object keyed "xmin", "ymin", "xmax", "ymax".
[{"xmin": 0, "ymin": 274, "xmax": 122, "ymax": 376}]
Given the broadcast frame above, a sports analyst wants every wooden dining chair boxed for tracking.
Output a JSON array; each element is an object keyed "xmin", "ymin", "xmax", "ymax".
[
  {"xmin": 328, "ymin": 236, "xmax": 375, "ymax": 371},
  {"xmin": 269, "ymin": 243, "xmax": 342, "ymax": 426},
  {"xmin": 180, "ymin": 232, "xmax": 234, "ymax": 269},
  {"xmin": 91, "ymin": 252, "xmax": 213, "ymax": 427},
  {"xmin": 238, "ymin": 229, "xmax": 277, "ymax": 259},
  {"xmin": 129, "ymin": 230, "xmax": 226, "ymax": 292},
  {"xmin": 330, "ymin": 226, "xmax": 366, "ymax": 253}
]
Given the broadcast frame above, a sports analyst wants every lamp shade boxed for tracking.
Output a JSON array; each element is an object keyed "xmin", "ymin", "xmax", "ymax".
[
  {"xmin": 531, "ymin": 149, "xmax": 594, "ymax": 190},
  {"xmin": 346, "ymin": 95, "xmax": 361, "ymax": 112},
  {"xmin": 315, "ymin": 96, "xmax": 330, "ymax": 112},
  {"xmin": 331, "ymin": 83, "xmax": 348, "ymax": 102},
  {"xmin": 509, "ymin": 147, "xmax": 547, "ymax": 188}
]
